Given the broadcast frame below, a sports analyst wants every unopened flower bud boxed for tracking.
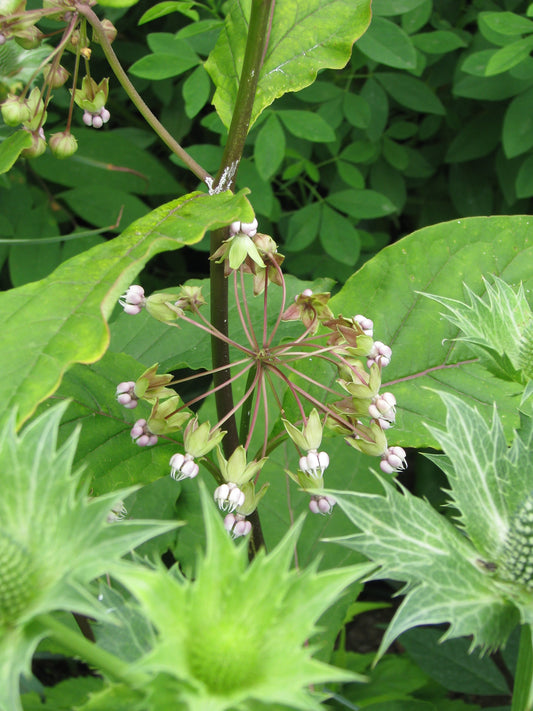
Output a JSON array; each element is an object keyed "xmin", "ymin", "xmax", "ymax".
[
  {"xmin": 92, "ymin": 115, "xmax": 103, "ymax": 129},
  {"xmin": 116, "ymin": 381, "xmax": 138, "ymax": 409},
  {"xmin": 1, "ymin": 95, "xmax": 30, "ymax": 127},
  {"xmin": 49, "ymin": 131, "xmax": 78, "ymax": 159},
  {"xmin": 380, "ymin": 446, "xmax": 407, "ymax": 474},
  {"xmin": 354, "ymin": 314, "xmax": 374, "ymax": 336},
  {"xmin": 21, "ymin": 130, "xmax": 46, "ymax": 158},
  {"xmin": 43, "ymin": 64, "xmax": 69, "ymax": 88},
  {"xmin": 309, "ymin": 494, "xmax": 336, "ymax": 515},
  {"xmin": 93, "ymin": 19, "xmax": 117, "ymax": 44},
  {"xmin": 130, "ymin": 419, "xmax": 157, "ymax": 446},
  {"xmin": 369, "ymin": 392, "xmax": 396, "ymax": 426},
  {"xmin": 224, "ymin": 513, "xmax": 252, "ymax": 538},
  {"xmin": 119, "ymin": 285, "xmax": 145, "ymax": 314},
  {"xmin": 15, "ymin": 26, "xmax": 43, "ymax": 49},
  {"xmin": 367, "ymin": 341, "xmax": 392, "ymax": 369}
]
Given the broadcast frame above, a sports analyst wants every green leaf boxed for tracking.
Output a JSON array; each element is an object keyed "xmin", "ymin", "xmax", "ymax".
[
  {"xmin": 254, "ymin": 113, "xmax": 286, "ymax": 180},
  {"xmin": 445, "ymin": 110, "xmax": 502, "ymax": 163},
  {"xmin": 516, "ymin": 154, "xmax": 533, "ymax": 198},
  {"xmin": 183, "ymin": 65, "xmax": 211, "ymax": 118},
  {"xmin": 479, "ymin": 11, "xmax": 533, "ymax": 36},
  {"xmin": 31, "ymin": 131, "xmax": 181, "ymax": 195},
  {"xmin": 129, "ymin": 35, "xmax": 200, "ymax": 79},
  {"xmin": 376, "ymin": 72, "xmax": 445, "ymax": 114},
  {"xmin": 0, "ymin": 403, "xmax": 176, "ymax": 711},
  {"xmin": 319, "ymin": 205, "xmax": 360, "ymax": 265},
  {"xmin": 277, "ymin": 110, "xmax": 335, "ymax": 142},
  {"xmin": 333, "ymin": 475, "xmax": 519, "ymax": 658},
  {"xmin": 342, "ymin": 93, "xmax": 371, "ymax": 129},
  {"xmin": 503, "ymin": 87, "xmax": 533, "ymax": 158},
  {"xmin": 454, "ymin": 70, "xmax": 531, "ymax": 101},
  {"xmin": 485, "ymin": 36, "xmax": 533, "ymax": 76},
  {"xmin": 118, "ymin": 484, "xmax": 371, "ymax": 710},
  {"xmin": 138, "ymin": 1, "xmax": 199, "ymax": 24},
  {"xmin": 400, "ymin": 628, "xmax": 511, "ymax": 695},
  {"xmin": 96, "ymin": 0, "xmax": 140, "ymax": 7},
  {"xmin": 0, "ymin": 190, "xmax": 253, "ymax": 428},
  {"xmin": 357, "ymin": 17, "xmax": 417, "ymax": 69},
  {"xmin": 0, "ymin": 131, "xmax": 32, "ymax": 174},
  {"xmin": 413, "ymin": 30, "xmax": 468, "ymax": 55},
  {"xmin": 58, "ymin": 186, "xmax": 149, "ymax": 230},
  {"xmin": 361, "ymin": 78, "xmax": 389, "ymax": 141},
  {"xmin": 284, "ymin": 203, "xmax": 322, "ymax": 252},
  {"xmin": 372, "ymin": 0, "xmax": 427, "ymax": 16},
  {"xmin": 330, "ymin": 215, "xmax": 533, "ymax": 448},
  {"xmin": 205, "ymin": 0, "xmax": 372, "ymax": 128},
  {"xmin": 327, "ymin": 188, "xmax": 397, "ymax": 219}
]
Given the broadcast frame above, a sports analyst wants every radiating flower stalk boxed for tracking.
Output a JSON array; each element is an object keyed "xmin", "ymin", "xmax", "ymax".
[{"xmin": 117, "ymin": 222, "xmax": 407, "ymax": 539}]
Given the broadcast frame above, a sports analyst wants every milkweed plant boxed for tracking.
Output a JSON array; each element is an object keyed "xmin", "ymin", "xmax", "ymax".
[{"xmin": 1, "ymin": 0, "xmax": 533, "ymax": 708}]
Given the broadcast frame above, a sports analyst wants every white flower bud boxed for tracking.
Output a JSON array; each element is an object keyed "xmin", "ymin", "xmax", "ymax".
[
  {"xmin": 380, "ymin": 446, "xmax": 407, "ymax": 474},
  {"xmin": 309, "ymin": 495, "xmax": 336, "ymax": 515},
  {"xmin": 170, "ymin": 452, "xmax": 198, "ymax": 481}
]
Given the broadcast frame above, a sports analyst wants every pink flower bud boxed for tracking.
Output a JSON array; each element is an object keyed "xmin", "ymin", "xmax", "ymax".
[
  {"xmin": 354, "ymin": 314, "xmax": 374, "ymax": 336},
  {"xmin": 224, "ymin": 513, "xmax": 251, "ymax": 538},
  {"xmin": 119, "ymin": 285, "xmax": 146, "ymax": 314},
  {"xmin": 100, "ymin": 107, "xmax": 110, "ymax": 124},
  {"xmin": 380, "ymin": 446, "xmax": 407, "ymax": 474},
  {"xmin": 309, "ymin": 495, "xmax": 336, "ymax": 515},
  {"xmin": 131, "ymin": 419, "xmax": 157, "ymax": 446},
  {"xmin": 240, "ymin": 218, "xmax": 258, "ymax": 237},
  {"xmin": 92, "ymin": 115, "xmax": 103, "ymax": 129},
  {"xmin": 367, "ymin": 341, "xmax": 392, "ymax": 369},
  {"xmin": 82, "ymin": 110, "xmax": 93, "ymax": 127}
]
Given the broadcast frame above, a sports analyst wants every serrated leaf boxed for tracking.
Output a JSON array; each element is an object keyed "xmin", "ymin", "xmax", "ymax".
[
  {"xmin": 0, "ymin": 403, "xmax": 177, "ymax": 711},
  {"xmin": 205, "ymin": 0, "xmax": 371, "ymax": 129},
  {"xmin": 0, "ymin": 190, "xmax": 253, "ymax": 428},
  {"xmin": 117, "ymin": 484, "xmax": 371, "ymax": 710},
  {"xmin": 357, "ymin": 17, "xmax": 417, "ymax": 69},
  {"xmin": 0, "ymin": 131, "xmax": 32, "ymax": 174},
  {"xmin": 330, "ymin": 215, "xmax": 533, "ymax": 448}
]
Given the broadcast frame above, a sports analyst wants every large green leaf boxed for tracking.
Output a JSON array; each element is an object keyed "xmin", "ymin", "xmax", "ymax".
[
  {"xmin": 0, "ymin": 131, "xmax": 32, "ymax": 174},
  {"xmin": 0, "ymin": 190, "xmax": 253, "ymax": 428},
  {"xmin": 205, "ymin": 0, "xmax": 372, "ymax": 129},
  {"xmin": 330, "ymin": 215, "xmax": 533, "ymax": 448}
]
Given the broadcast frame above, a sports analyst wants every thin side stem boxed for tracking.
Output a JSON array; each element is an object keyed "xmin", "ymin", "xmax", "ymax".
[
  {"xmin": 75, "ymin": 3, "xmax": 210, "ymax": 183},
  {"xmin": 233, "ymin": 269, "xmax": 257, "ymax": 348},
  {"xmin": 37, "ymin": 613, "xmax": 147, "ymax": 687}
]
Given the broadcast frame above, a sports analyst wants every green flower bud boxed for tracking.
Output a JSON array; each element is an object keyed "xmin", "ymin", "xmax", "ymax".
[
  {"xmin": 1, "ymin": 94, "xmax": 30, "ymax": 127},
  {"xmin": 93, "ymin": 19, "xmax": 117, "ymax": 45},
  {"xmin": 43, "ymin": 64, "xmax": 69, "ymax": 88},
  {"xmin": 21, "ymin": 130, "xmax": 46, "ymax": 158},
  {"xmin": 147, "ymin": 396, "xmax": 191, "ymax": 436},
  {"xmin": 14, "ymin": 25, "xmax": 43, "ymax": 49},
  {"xmin": 73, "ymin": 75, "xmax": 109, "ymax": 114},
  {"xmin": 49, "ymin": 131, "xmax": 77, "ymax": 159},
  {"xmin": 145, "ymin": 292, "xmax": 182, "ymax": 323}
]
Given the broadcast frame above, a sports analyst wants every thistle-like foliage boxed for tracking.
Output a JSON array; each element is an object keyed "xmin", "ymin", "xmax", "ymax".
[
  {"xmin": 331, "ymin": 391, "xmax": 533, "ymax": 660},
  {"xmin": 112, "ymin": 484, "xmax": 372, "ymax": 711},
  {"xmin": 421, "ymin": 275, "xmax": 533, "ymax": 383},
  {"xmin": 0, "ymin": 403, "xmax": 178, "ymax": 711}
]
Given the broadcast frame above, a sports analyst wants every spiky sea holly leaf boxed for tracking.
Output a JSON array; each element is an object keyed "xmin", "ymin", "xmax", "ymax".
[
  {"xmin": 205, "ymin": 0, "xmax": 372, "ymax": 129},
  {"xmin": 0, "ymin": 403, "xmax": 179, "ymax": 711},
  {"xmin": 332, "ymin": 474, "xmax": 520, "ymax": 659},
  {"xmin": 116, "ymin": 484, "xmax": 372, "ymax": 711},
  {"xmin": 422, "ymin": 275, "xmax": 533, "ymax": 383},
  {"xmin": 332, "ymin": 393, "xmax": 533, "ymax": 659},
  {"xmin": 0, "ymin": 189, "xmax": 253, "ymax": 429}
]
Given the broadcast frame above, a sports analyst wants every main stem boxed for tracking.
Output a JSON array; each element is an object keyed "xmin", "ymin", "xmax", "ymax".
[{"xmin": 210, "ymin": 0, "xmax": 275, "ymax": 554}]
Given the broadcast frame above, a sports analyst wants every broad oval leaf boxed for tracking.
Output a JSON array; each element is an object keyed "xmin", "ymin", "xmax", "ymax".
[
  {"xmin": 376, "ymin": 72, "xmax": 445, "ymax": 114},
  {"xmin": 0, "ymin": 190, "xmax": 254, "ymax": 428},
  {"xmin": 357, "ymin": 16, "xmax": 417, "ymax": 69},
  {"xmin": 205, "ymin": 0, "xmax": 372, "ymax": 129},
  {"xmin": 503, "ymin": 87, "xmax": 533, "ymax": 158},
  {"xmin": 330, "ymin": 215, "xmax": 533, "ymax": 448}
]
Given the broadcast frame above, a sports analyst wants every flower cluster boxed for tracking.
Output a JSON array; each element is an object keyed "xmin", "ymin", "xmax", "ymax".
[
  {"xmin": 0, "ymin": 0, "xmax": 116, "ymax": 159},
  {"xmin": 115, "ymin": 217, "xmax": 406, "ymax": 537}
]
